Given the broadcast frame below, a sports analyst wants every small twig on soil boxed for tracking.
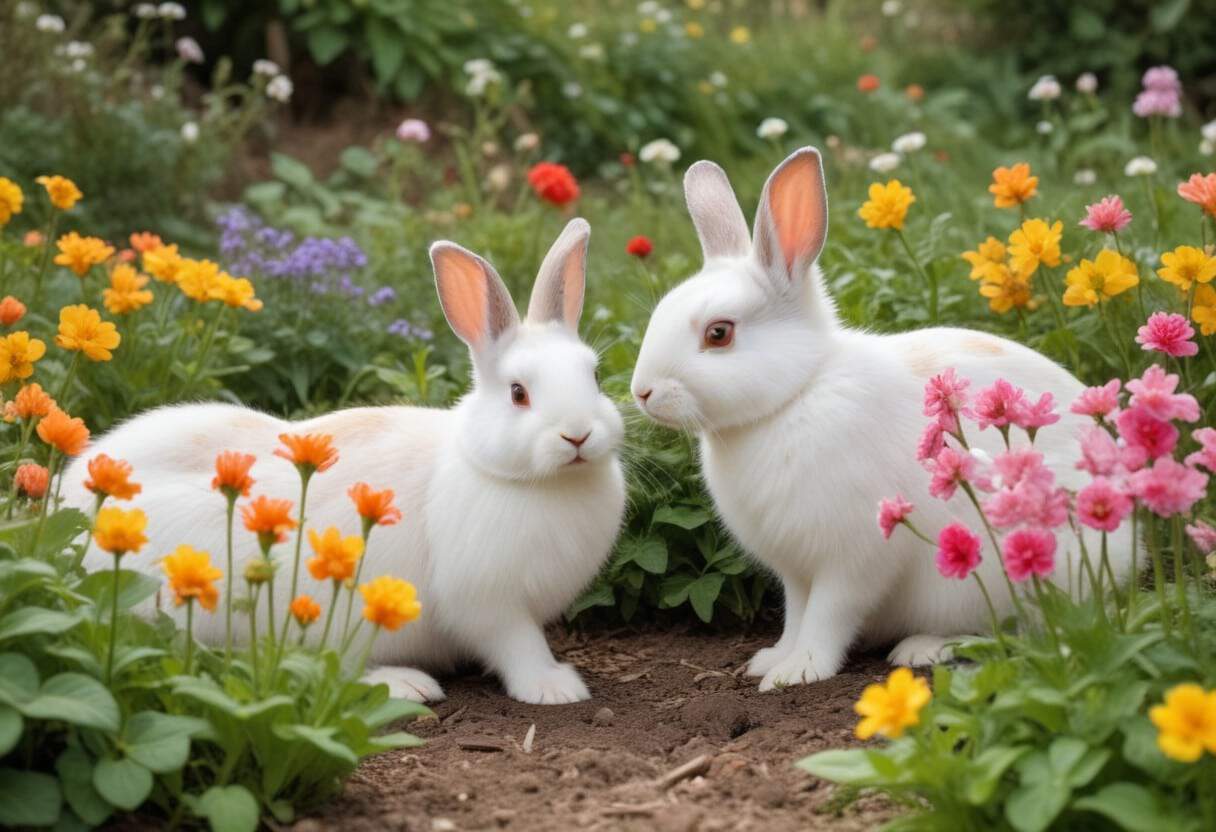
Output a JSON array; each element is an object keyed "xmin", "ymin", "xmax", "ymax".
[
  {"xmin": 617, "ymin": 668, "xmax": 652, "ymax": 682},
  {"xmin": 601, "ymin": 801, "xmax": 668, "ymax": 817},
  {"xmin": 456, "ymin": 738, "xmax": 506, "ymax": 753},
  {"xmin": 523, "ymin": 723, "xmax": 536, "ymax": 754},
  {"xmin": 441, "ymin": 706, "xmax": 467, "ymax": 724},
  {"xmin": 656, "ymin": 754, "xmax": 712, "ymax": 790}
]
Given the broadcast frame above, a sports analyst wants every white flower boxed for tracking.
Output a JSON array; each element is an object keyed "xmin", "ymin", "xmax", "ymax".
[
  {"xmin": 180, "ymin": 121, "xmax": 199, "ymax": 143},
  {"xmin": 1201, "ymin": 138, "xmax": 1215, "ymax": 157},
  {"xmin": 593, "ymin": 305, "xmax": 611, "ymax": 322},
  {"xmin": 463, "ymin": 58, "xmax": 495, "ymax": 76},
  {"xmin": 266, "ymin": 75, "xmax": 293, "ymax": 102},
  {"xmin": 1027, "ymin": 74, "xmax": 1061, "ymax": 101},
  {"xmin": 1073, "ymin": 168, "xmax": 1097, "ymax": 186},
  {"xmin": 514, "ymin": 132, "xmax": 540, "ymax": 152},
  {"xmin": 567, "ymin": 22, "xmax": 588, "ymax": 38},
  {"xmin": 709, "ymin": 71, "xmax": 727, "ymax": 88},
  {"xmin": 621, "ymin": 32, "xmax": 639, "ymax": 47},
  {"xmin": 1202, "ymin": 119, "xmax": 1216, "ymax": 143},
  {"xmin": 869, "ymin": 152, "xmax": 901, "ymax": 173},
  {"xmin": 1076, "ymin": 72, "xmax": 1098, "ymax": 94},
  {"xmin": 639, "ymin": 138, "xmax": 680, "ymax": 165},
  {"xmin": 15, "ymin": 2, "xmax": 38, "ymax": 20},
  {"xmin": 1036, "ymin": 120, "xmax": 1054, "ymax": 135},
  {"xmin": 637, "ymin": 0, "xmax": 661, "ymax": 14},
  {"xmin": 134, "ymin": 4, "xmax": 158, "ymax": 19},
  {"xmin": 578, "ymin": 43, "xmax": 604, "ymax": 61},
  {"xmin": 65, "ymin": 41, "xmax": 93, "ymax": 59},
  {"xmin": 176, "ymin": 36, "xmax": 203, "ymax": 64},
  {"xmin": 1124, "ymin": 156, "xmax": 1157, "ymax": 177},
  {"xmin": 655, "ymin": 7, "xmax": 672, "ymax": 23},
  {"xmin": 158, "ymin": 3, "xmax": 186, "ymax": 20},
  {"xmin": 562, "ymin": 81, "xmax": 583, "ymax": 99},
  {"xmin": 150, "ymin": 84, "xmax": 165, "ymax": 100},
  {"xmin": 891, "ymin": 131, "xmax": 925, "ymax": 154},
  {"xmin": 253, "ymin": 59, "xmax": 281, "ymax": 77},
  {"xmin": 396, "ymin": 118, "xmax": 430, "ymax": 143},
  {"xmin": 756, "ymin": 117, "xmax": 788, "ymax": 140},
  {"xmin": 486, "ymin": 164, "xmax": 512, "ymax": 192},
  {"xmin": 35, "ymin": 14, "xmax": 65, "ymax": 33},
  {"xmin": 481, "ymin": 141, "xmax": 499, "ymax": 158},
  {"xmin": 463, "ymin": 58, "xmax": 502, "ymax": 97},
  {"xmin": 881, "ymin": 0, "xmax": 901, "ymax": 16},
  {"xmin": 70, "ymin": 58, "xmax": 86, "ymax": 73}
]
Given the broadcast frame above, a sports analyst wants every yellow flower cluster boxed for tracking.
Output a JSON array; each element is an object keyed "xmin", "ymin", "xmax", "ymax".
[
  {"xmin": 0, "ymin": 177, "xmax": 23, "ymax": 226},
  {"xmin": 143, "ymin": 245, "xmax": 262, "ymax": 311},
  {"xmin": 36, "ymin": 175, "xmax": 83, "ymax": 211},
  {"xmin": 960, "ymin": 230, "xmax": 1035, "ymax": 314},
  {"xmin": 103, "ymin": 265, "xmax": 154, "ymax": 315},
  {"xmin": 54, "ymin": 232, "xmax": 115, "ymax": 278},
  {"xmin": 1062, "ymin": 249, "xmax": 1139, "ymax": 308}
]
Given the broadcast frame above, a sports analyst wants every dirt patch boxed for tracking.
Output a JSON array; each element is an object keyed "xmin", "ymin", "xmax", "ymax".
[{"xmin": 302, "ymin": 625, "xmax": 901, "ymax": 831}]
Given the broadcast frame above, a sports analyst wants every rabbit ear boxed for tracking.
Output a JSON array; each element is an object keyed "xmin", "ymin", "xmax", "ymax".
[
  {"xmin": 430, "ymin": 242, "xmax": 519, "ymax": 350},
  {"xmin": 527, "ymin": 217, "xmax": 589, "ymax": 329},
  {"xmin": 684, "ymin": 160, "xmax": 751, "ymax": 260},
  {"xmin": 752, "ymin": 147, "xmax": 828, "ymax": 284}
]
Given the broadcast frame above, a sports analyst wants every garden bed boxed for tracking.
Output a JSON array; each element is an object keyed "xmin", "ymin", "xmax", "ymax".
[{"xmin": 307, "ymin": 625, "xmax": 898, "ymax": 831}]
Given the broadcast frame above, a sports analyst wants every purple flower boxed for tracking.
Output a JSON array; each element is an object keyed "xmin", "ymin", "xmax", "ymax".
[
  {"xmin": 368, "ymin": 286, "xmax": 397, "ymax": 307},
  {"xmin": 387, "ymin": 319, "xmax": 433, "ymax": 341}
]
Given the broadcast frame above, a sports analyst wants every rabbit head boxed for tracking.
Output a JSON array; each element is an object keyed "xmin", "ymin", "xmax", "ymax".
[
  {"xmin": 631, "ymin": 147, "xmax": 839, "ymax": 432},
  {"xmin": 430, "ymin": 218, "xmax": 624, "ymax": 480}
]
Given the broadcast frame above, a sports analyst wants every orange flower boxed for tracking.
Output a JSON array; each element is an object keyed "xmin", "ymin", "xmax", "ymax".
[
  {"xmin": 348, "ymin": 482, "xmax": 402, "ymax": 528},
  {"xmin": 857, "ymin": 74, "xmax": 880, "ymax": 93},
  {"xmin": 129, "ymin": 232, "xmax": 164, "ymax": 253},
  {"xmin": 274, "ymin": 433, "xmax": 338, "ymax": 475},
  {"xmin": 102, "ymin": 264, "xmax": 154, "ymax": 315},
  {"xmin": 55, "ymin": 304, "xmax": 121, "ymax": 361},
  {"xmin": 54, "ymin": 232, "xmax": 115, "ymax": 277},
  {"xmin": 84, "ymin": 454, "xmax": 142, "ymax": 501},
  {"xmin": 210, "ymin": 274, "xmax": 263, "ymax": 312},
  {"xmin": 240, "ymin": 495, "xmax": 297, "ymax": 547},
  {"xmin": 161, "ymin": 545, "xmax": 222, "ymax": 611},
  {"xmin": 36, "ymin": 175, "xmax": 82, "ymax": 211},
  {"xmin": 23, "ymin": 230, "xmax": 44, "ymax": 247},
  {"xmin": 93, "ymin": 506, "xmax": 148, "ymax": 556},
  {"xmin": 14, "ymin": 464, "xmax": 49, "ymax": 499},
  {"xmin": 905, "ymin": 84, "xmax": 925, "ymax": 102},
  {"xmin": 212, "ymin": 451, "xmax": 256, "ymax": 499},
  {"xmin": 989, "ymin": 163, "xmax": 1038, "ymax": 208},
  {"xmin": 360, "ymin": 576, "xmax": 421, "ymax": 631},
  {"xmin": 12, "ymin": 383, "xmax": 55, "ymax": 420},
  {"xmin": 36, "ymin": 407, "xmax": 89, "ymax": 456},
  {"xmin": 143, "ymin": 243, "xmax": 184, "ymax": 284},
  {"xmin": 290, "ymin": 594, "xmax": 322, "ymax": 627},
  {"xmin": 306, "ymin": 526, "xmax": 364, "ymax": 582},
  {"xmin": 1178, "ymin": 173, "xmax": 1216, "ymax": 217},
  {"xmin": 0, "ymin": 296, "xmax": 25, "ymax": 326}
]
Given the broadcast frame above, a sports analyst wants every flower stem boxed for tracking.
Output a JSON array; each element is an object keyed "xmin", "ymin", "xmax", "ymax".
[
  {"xmin": 896, "ymin": 229, "xmax": 937, "ymax": 324},
  {"xmin": 281, "ymin": 471, "xmax": 312, "ymax": 639},
  {"xmin": 223, "ymin": 497, "xmax": 236, "ymax": 667},
  {"xmin": 184, "ymin": 600, "xmax": 195, "ymax": 675},
  {"xmin": 104, "ymin": 552, "xmax": 121, "ymax": 684},
  {"xmin": 319, "ymin": 581, "xmax": 341, "ymax": 650},
  {"xmin": 30, "ymin": 212, "xmax": 59, "ymax": 307},
  {"xmin": 248, "ymin": 583, "xmax": 261, "ymax": 695},
  {"xmin": 340, "ymin": 526, "xmax": 373, "ymax": 646}
]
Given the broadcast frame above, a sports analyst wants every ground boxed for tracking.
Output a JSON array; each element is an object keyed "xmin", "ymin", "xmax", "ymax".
[{"xmin": 301, "ymin": 625, "xmax": 902, "ymax": 831}]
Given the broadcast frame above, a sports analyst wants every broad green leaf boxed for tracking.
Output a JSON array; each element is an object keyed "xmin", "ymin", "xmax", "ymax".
[
  {"xmin": 339, "ymin": 146, "xmax": 378, "ymax": 179},
  {"xmin": 0, "ymin": 768, "xmax": 61, "ymax": 827},
  {"xmin": 306, "ymin": 25, "xmax": 348, "ymax": 65},
  {"xmin": 1074, "ymin": 782, "xmax": 1186, "ymax": 832},
  {"xmin": 124, "ymin": 711, "xmax": 208, "ymax": 773},
  {"xmin": 274, "ymin": 723, "xmax": 358, "ymax": 766},
  {"xmin": 192, "ymin": 785, "xmax": 259, "ymax": 832},
  {"xmin": 0, "ymin": 606, "xmax": 84, "ymax": 641},
  {"xmin": 0, "ymin": 652, "xmax": 39, "ymax": 706},
  {"xmin": 688, "ymin": 573, "xmax": 725, "ymax": 623},
  {"xmin": 622, "ymin": 538, "xmax": 667, "ymax": 574},
  {"xmin": 795, "ymin": 749, "xmax": 886, "ymax": 786},
  {"xmin": 271, "ymin": 152, "xmax": 316, "ymax": 191},
  {"xmin": 56, "ymin": 747, "xmax": 113, "ymax": 826},
  {"xmin": 652, "ymin": 505, "xmax": 710, "ymax": 530},
  {"xmin": 1150, "ymin": 0, "xmax": 1190, "ymax": 31},
  {"xmin": 75, "ymin": 569, "xmax": 161, "ymax": 611},
  {"xmin": 361, "ymin": 698, "xmax": 431, "ymax": 729},
  {"xmin": 93, "ymin": 757, "xmax": 153, "ymax": 811},
  {"xmin": 0, "ymin": 706, "xmax": 21, "ymax": 756},
  {"xmin": 23, "ymin": 673, "xmax": 120, "ymax": 732},
  {"xmin": 1005, "ymin": 778, "xmax": 1070, "ymax": 832},
  {"xmin": 963, "ymin": 745, "xmax": 1029, "ymax": 805},
  {"xmin": 366, "ymin": 16, "xmax": 406, "ymax": 82}
]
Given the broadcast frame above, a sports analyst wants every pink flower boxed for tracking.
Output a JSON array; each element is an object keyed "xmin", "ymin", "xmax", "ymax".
[
  {"xmin": 927, "ymin": 447, "xmax": 975, "ymax": 500},
  {"xmin": 877, "ymin": 496, "xmax": 914, "ymax": 540},
  {"xmin": 984, "ymin": 449, "xmax": 1070, "ymax": 529},
  {"xmin": 916, "ymin": 421, "xmax": 946, "ymax": 462},
  {"xmin": 1116, "ymin": 405, "xmax": 1179, "ymax": 461},
  {"xmin": 1135, "ymin": 313, "xmax": 1198, "ymax": 358},
  {"xmin": 972, "ymin": 379, "xmax": 1025, "ymax": 431},
  {"xmin": 1079, "ymin": 195, "xmax": 1132, "ymax": 233},
  {"xmin": 1012, "ymin": 392, "xmax": 1060, "ymax": 432},
  {"xmin": 1077, "ymin": 425, "xmax": 1123, "ymax": 477},
  {"xmin": 1185, "ymin": 520, "xmax": 1216, "ymax": 555},
  {"xmin": 1002, "ymin": 528, "xmax": 1056, "ymax": 582},
  {"xmin": 1133, "ymin": 66, "xmax": 1181, "ymax": 118},
  {"xmin": 936, "ymin": 523, "xmax": 982, "ymax": 580},
  {"xmin": 396, "ymin": 118, "xmax": 431, "ymax": 143},
  {"xmin": 1070, "ymin": 379, "xmax": 1121, "ymax": 420},
  {"xmin": 1125, "ymin": 365, "xmax": 1199, "ymax": 422},
  {"xmin": 1076, "ymin": 477, "xmax": 1134, "ymax": 532},
  {"xmin": 923, "ymin": 368, "xmax": 971, "ymax": 431},
  {"xmin": 1186, "ymin": 427, "xmax": 1216, "ymax": 473},
  {"xmin": 1127, "ymin": 457, "xmax": 1209, "ymax": 517}
]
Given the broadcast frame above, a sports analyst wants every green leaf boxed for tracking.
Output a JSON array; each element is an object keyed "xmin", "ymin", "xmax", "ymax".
[
  {"xmin": 1150, "ymin": 0, "xmax": 1189, "ymax": 31},
  {"xmin": 362, "ymin": 698, "xmax": 431, "ymax": 729},
  {"xmin": 93, "ymin": 757, "xmax": 153, "ymax": 811},
  {"xmin": 687, "ymin": 573, "xmax": 725, "ymax": 623},
  {"xmin": 339, "ymin": 146, "xmax": 379, "ymax": 179},
  {"xmin": 1005, "ymin": 777, "xmax": 1069, "ymax": 832},
  {"xmin": 795, "ymin": 749, "xmax": 886, "ymax": 786},
  {"xmin": 963, "ymin": 745, "xmax": 1029, "ymax": 805},
  {"xmin": 652, "ymin": 505, "xmax": 710, "ymax": 530},
  {"xmin": 366, "ymin": 17, "xmax": 406, "ymax": 82},
  {"xmin": 0, "ymin": 606, "xmax": 85, "ymax": 641},
  {"xmin": 273, "ymin": 724, "xmax": 358, "ymax": 767},
  {"xmin": 75, "ymin": 569, "xmax": 161, "ymax": 611},
  {"xmin": 1074, "ymin": 782, "xmax": 1185, "ymax": 832},
  {"xmin": 124, "ymin": 711, "xmax": 208, "ymax": 773},
  {"xmin": 306, "ymin": 25, "xmax": 348, "ymax": 65},
  {"xmin": 271, "ymin": 152, "xmax": 316, "ymax": 191},
  {"xmin": 22, "ymin": 673, "xmax": 120, "ymax": 732},
  {"xmin": 192, "ymin": 785, "xmax": 259, "ymax": 832},
  {"xmin": 0, "ymin": 706, "xmax": 22, "ymax": 756},
  {"xmin": 0, "ymin": 768, "xmax": 61, "ymax": 827},
  {"xmin": 621, "ymin": 537, "xmax": 668, "ymax": 574},
  {"xmin": 0, "ymin": 651, "xmax": 39, "ymax": 706},
  {"xmin": 56, "ymin": 747, "xmax": 113, "ymax": 826}
]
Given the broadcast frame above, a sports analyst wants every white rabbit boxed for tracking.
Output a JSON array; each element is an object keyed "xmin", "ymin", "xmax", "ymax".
[
  {"xmin": 630, "ymin": 147, "xmax": 1133, "ymax": 691},
  {"xmin": 65, "ymin": 218, "xmax": 626, "ymax": 704}
]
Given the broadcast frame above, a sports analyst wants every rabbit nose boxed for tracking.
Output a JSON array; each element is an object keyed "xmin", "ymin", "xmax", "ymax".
[
  {"xmin": 561, "ymin": 431, "xmax": 591, "ymax": 448},
  {"xmin": 637, "ymin": 389, "xmax": 652, "ymax": 404}
]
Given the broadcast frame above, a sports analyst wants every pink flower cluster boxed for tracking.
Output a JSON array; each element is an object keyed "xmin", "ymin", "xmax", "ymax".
[
  {"xmin": 1132, "ymin": 65, "xmax": 1182, "ymax": 118},
  {"xmin": 1079, "ymin": 195, "xmax": 1132, "ymax": 234},
  {"xmin": 1136, "ymin": 312, "xmax": 1197, "ymax": 358}
]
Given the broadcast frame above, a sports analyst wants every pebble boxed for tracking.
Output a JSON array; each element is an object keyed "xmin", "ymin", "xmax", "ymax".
[
  {"xmin": 432, "ymin": 819, "xmax": 457, "ymax": 832},
  {"xmin": 593, "ymin": 706, "xmax": 614, "ymax": 726}
]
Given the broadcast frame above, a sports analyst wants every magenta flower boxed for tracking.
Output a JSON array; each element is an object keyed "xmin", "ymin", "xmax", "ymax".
[
  {"xmin": 1186, "ymin": 520, "xmax": 1216, "ymax": 555},
  {"xmin": 1116, "ymin": 405, "xmax": 1179, "ymax": 462},
  {"xmin": 917, "ymin": 421, "xmax": 946, "ymax": 462},
  {"xmin": 927, "ymin": 447, "xmax": 976, "ymax": 500},
  {"xmin": 1002, "ymin": 528, "xmax": 1057, "ymax": 582},
  {"xmin": 1079, "ymin": 195, "xmax": 1132, "ymax": 233},
  {"xmin": 984, "ymin": 449, "xmax": 1070, "ymax": 529},
  {"xmin": 877, "ymin": 496, "xmax": 914, "ymax": 540},
  {"xmin": 1185, "ymin": 427, "xmax": 1216, "ymax": 474},
  {"xmin": 1076, "ymin": 477, "xmax": 1134, "ymax": 532},
  {"xmin": 1133, "ymin": 66, "xmax": 1182, "ymax": 118},
  {"xmin": 923, "ymin": 368, "xmax": 971, "ymax": 431},
  {"xmin": 972, "ymin": 379, "xmax": 1025, "ymax": 431},
  {"xmin": 1125, "ymin": 364, "xmax": 1200, "ymax": 422},
  {"xmin": 1136, "ymin": 313, "xmax": 1198, "ymax": 358},
  {"xmin": 1077, "ymin": 425, "xmax": 1123, "ymax": 477},
  {"xmin": 1070, "ymin": 379, "xmax": 1121, "ymax": 421},
  {"xmin": 1127, "ymin": 457, "xmax": 1208, "ymax": 517},
  {"xmin": 1012, "ymin": 392, "xmax": 1060, "ymax": 432},
  {"xmin": 936, "ymin": 523, "xmax": 982, "ymax": 580}
]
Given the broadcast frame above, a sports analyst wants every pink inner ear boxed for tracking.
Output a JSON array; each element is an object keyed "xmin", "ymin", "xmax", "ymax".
[
  {"xmin": 561, "ymin": 244, "xmax": 585, "ymax": 326},
  {"xmin": 435, "ymin": 248, "xmax": 488, "ymax": 345},
  {"xmin": 769, "ymin": 153, "xmax": 826, "ymax": 272}
]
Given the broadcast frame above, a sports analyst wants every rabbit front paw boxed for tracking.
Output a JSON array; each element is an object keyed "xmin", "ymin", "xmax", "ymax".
[
  {"xmin": 757, "ymin": 649, "xmax": 840, "ymax": 691},
  {"xmin": 745, "ymin": 644, "xmax": 792, "ymax": 678},
  {"xmin": 506, "ymin": 663, "xmax": 590, "ymax": 705},
  {"xmin": 363, "ymin": 666, "xmax": 447, "ymax": 703},
  {"xmin": 887, "ymin": 634, "xmax": 958, "ymax": 667}
]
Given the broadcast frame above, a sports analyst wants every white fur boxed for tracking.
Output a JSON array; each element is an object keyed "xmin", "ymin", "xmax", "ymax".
[
  {"xmin": 64, "ymin": 219, "xmax": 626, "ymax": 705},
  {"xmin": 631, "ymin": 148, "xmax": 1134, "ymax": 690}
]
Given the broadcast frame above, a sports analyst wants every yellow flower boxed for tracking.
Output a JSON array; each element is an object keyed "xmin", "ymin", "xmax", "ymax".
[
  {"xmin": 161, "ymin": 545, "xmax": 223, "ymax": 612},
  {"xmin": 639, "ymin": 17, "xmax": 657, "ymax": 32},
  {"xmin": 306, "ymin": 526, "xmax": 364, "ymax": 583},
  {"xmin": 858, "ymin": 180, "xmax": 915, "ymax": 230},
  {"xmin": 0, "ymin": 177, "xmax": 24, "ymax": 226},
  {"xmin": 1062, "ymin": 249, "xmax": 1139, "ymax": 307},
  {"xmin": 210, "ymin": 274, "xmax": 263, "ymax": 312},
  {"xmin": 103, "ymin": 265, "xmax": 154, "ymax": 315},
  {"xmin": 729, "ymin": 25, "xmax": 751, "ymax": 44},
  {"xmin": 961, "ymin": 236, "xmax": 1007, "ymax": 281},
  {"xmin": 55, "ymin": 304, "xmax": 121, "ymax": 361},
  {"xmin": 685, "ymin": 21, "xmax": 704, "ymax": 38},
  {"xmin": 0, "ymin": 331, "xmax": 47, "ymax": 383},
  {"xmin": 93, "ymin": 506, "xmax": 148, "ymax": 556},
  {"xmin": 854, "ymin": 667, "xmax": 931, "ymax": 740},
  {"xmin": 1193, "ymin": 284, "xmax": 1216, "ymax": 336},
  {"xmin": 175, "ymin": 258, "xmax": 223, "ymax": 302},
  {"xmin": 36, "ymin": 175, "xmax": 82, "ymax": 211},
  {"xmin": 1008, "ymin": 219, "xmax": 1062, "ymax": 275},
  {"xmin": 54, "ymin": 232, "xmax": 115, "ymax": 278},
  {"xmin": 978, "ymin": 262, "xmax": 1033, "ymax": 314},
  {"xmin": 1157, "ymin": 245, "xmax": 1216, "ymax": 293},
  {"xmin": 1149, "ymin": 683, "xmax": 1216, "ymax": 763},
  {"xmin": 143, "ymin": 243, "xmax": 184, "ymax": 284},
  {"xmin": 359, "ymin": 576, "xmax": 421, "ymax": 631},
  {"xmin": 988, "ymin": 163, "xmax": 1037, "ymax": 209},
  {"xmin": 686, "ymin": 0, "xmax": 706, "ymax": 8}
]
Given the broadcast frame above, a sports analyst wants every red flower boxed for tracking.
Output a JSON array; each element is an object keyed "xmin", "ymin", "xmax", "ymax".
[
  {"xmin": 619, "ymin": 152, "xmax": 636, "ymax": 167},
  {"xmin": 857, "ymin": 74, "xmax": 880, "ymax": 93},
  {"xmin": 528, "ymin": 162, "xmax": 580, "ymax": 206},
  {"xmin": 626, "ymin": 235, "xmax": 653, "ymax": 258}
]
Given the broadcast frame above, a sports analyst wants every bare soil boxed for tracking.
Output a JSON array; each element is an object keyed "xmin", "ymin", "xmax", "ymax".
[{"xmin": 297, "ymin": 625, "xmax": 901, "ymax": 832}]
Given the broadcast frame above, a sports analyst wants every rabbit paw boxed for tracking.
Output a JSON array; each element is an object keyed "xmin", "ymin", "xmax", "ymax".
[
  {"xmin": 507, "ymin": 663, "xmax": 590, "ymax": 705},
  {"xmin": 758, "ymin": 650, "xmax": 839, "ymax": 692},
  {"xmin": 745, "ymin": 644, "xmax": 792, "ymax": 678},
  {"xmin": 363, "ymin": 666, "xmax": 447, "ymax": 703},
  {"xmin": 888, "ymin": 634, "xmax": 958, "ymax": 667}
]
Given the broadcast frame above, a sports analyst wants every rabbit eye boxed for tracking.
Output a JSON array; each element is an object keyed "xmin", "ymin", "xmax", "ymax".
[
  {"xmin": 703, "ymin": 320, "xmax": 735, "ymax": 349},
  {"xmin": 510, "ymin": 382, "xmax": 530, "ymax": 407}
]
